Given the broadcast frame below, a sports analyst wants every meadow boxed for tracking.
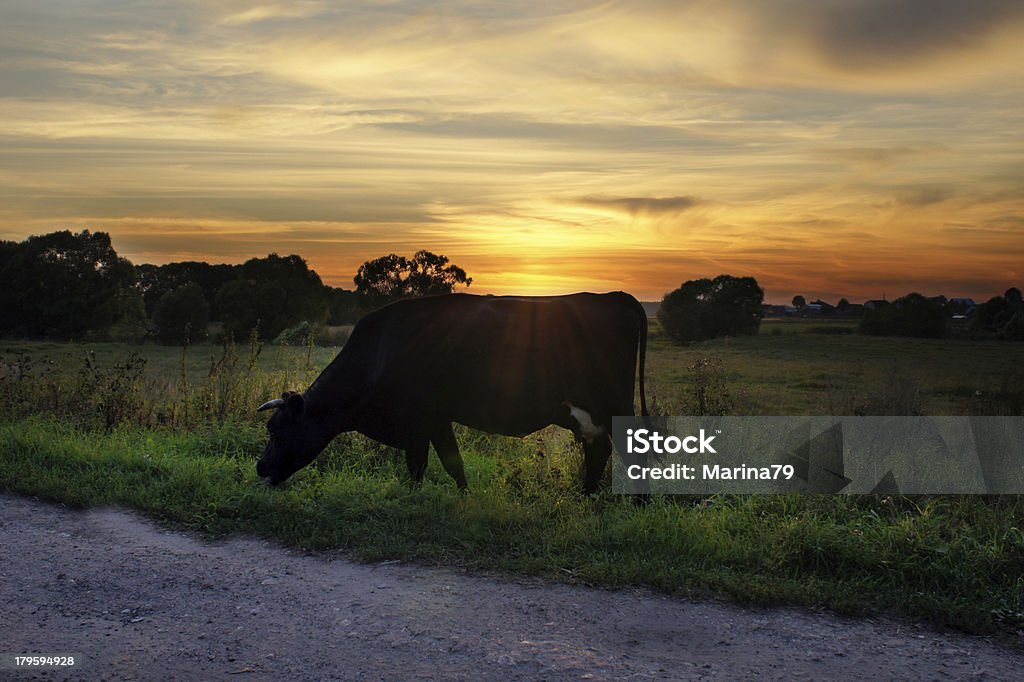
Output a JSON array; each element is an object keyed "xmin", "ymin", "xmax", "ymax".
[{"xmin": 2, "ymin": 320, "xmax": 1023, "ymax": 637}]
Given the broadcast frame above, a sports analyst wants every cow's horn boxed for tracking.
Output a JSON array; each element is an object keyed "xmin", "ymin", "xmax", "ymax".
[{"xmin": 256, "ymin": 398, "xmax": 286, "ymax": 412}]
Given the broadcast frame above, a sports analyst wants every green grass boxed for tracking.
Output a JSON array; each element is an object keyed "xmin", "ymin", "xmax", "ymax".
[
  {"xmin": 2, "ymin": 331, "xmax": 1024, "ymax": 637},
  {"xmin": 5, "ymin": 324, "xmax": 1023, "ymax": 418},
  {"xmin": 0, "ymin": 338, "xmax": 341, "ymax": 385},
  {"xmin": 2, "ymin": 415, "xmax": 1022, "ymax": 635},
  {"xmin": 646, "ymin": 322, "xmax": 1024, "ymax": 415}
]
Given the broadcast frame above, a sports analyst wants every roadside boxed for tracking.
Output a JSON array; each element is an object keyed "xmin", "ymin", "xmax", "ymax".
[{"xmin": 1, "ymin": 493, "xmax": 1020, "ymax": 681}]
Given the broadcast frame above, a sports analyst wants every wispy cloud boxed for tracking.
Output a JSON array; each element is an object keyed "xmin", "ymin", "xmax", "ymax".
[
  {"xmin": 218, "ymin": 3, "xmax": 328, "ymax": 26},
  {"xmin": 0, "ymin": 1, "xmax": 1021, "ymax": 302},
  {"xmin": 574, "ymin": 196, "xmax": 702, "ymax": 217},
  {"xmin": 818, "ymin": 145, "xmax": 947, "ymax": 169},
  {"xmin": 895, "ymin": 186, "xmax": 956, "ymax": 207}
]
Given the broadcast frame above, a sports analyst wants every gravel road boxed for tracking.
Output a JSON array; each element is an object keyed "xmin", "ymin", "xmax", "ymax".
[{"xmin": 1, "ymin": 493, "xmax": 1021, "ymax": 680}]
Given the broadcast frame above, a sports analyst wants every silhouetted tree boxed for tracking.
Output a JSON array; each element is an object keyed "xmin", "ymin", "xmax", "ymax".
[
  {"xmin": 216, "ymin": 254, "xmax": 329, "ymax": 341},
  {"xmin": 658, "ymin": 275, "xmax": 763, "ymax": 344},
  {"xmin": 0, "ymin": 230, "xmax": 136, "ymax": 338},
  {"xmin": 860, "ymin": 293, "xmax": 948, "ymax": 338},
  {"xmin": 354, "ymin": 250, "xmax": 471, "ymax": 309},
  {"xmin": 792, "ymin": 295, "xmax": 806, "ymax": 309},
  {"xmin": 138, "ymin": 261, "xmax": 236, "ymax": 320},
  {"xmin": 327, "ymin": 287, "xmax": 361, "ymax": 325},
  {"xmin": 153, "ymin": 282, "xmax": 210, "ymax": 344},
  {"xmin": 972, "ymin": 288, "xmax": 1024, "ymax": 340}
]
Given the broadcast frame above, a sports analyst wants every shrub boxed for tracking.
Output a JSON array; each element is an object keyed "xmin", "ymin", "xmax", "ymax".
[
  {"xmin": 971, "ymin": 289, "xmax": 1024, "ymax": 340},
  {"xmin": 658, "ymin": 275, "xmax": 763, "ymax": 344},
  {"xmin": 273, "ymin": 321, "xmax": 316, "ymax": 346},
  {"xmin": 860, "ymin": 293, "xmax": 947, "ymax": 338}
]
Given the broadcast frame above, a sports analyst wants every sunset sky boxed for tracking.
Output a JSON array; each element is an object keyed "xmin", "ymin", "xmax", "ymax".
[{"xmin": 1, "ymin": 1, "xmax": 1022, "ymax": 303}]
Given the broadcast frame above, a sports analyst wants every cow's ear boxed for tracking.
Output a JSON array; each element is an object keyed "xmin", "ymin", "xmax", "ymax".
[{"xmin": 286, "ymin": 392, "xmax": 305, "ymax": 418}]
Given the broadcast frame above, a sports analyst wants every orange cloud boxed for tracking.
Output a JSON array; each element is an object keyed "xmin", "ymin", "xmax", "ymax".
[{"xmin": 0, "ymin": 1, "xmax": 1021, "ymax": 306}]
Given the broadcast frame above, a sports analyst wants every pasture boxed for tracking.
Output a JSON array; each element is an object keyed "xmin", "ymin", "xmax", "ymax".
[{"xmin": 2, "ymin": 324, "xmax": 1023, "ymax": 636}]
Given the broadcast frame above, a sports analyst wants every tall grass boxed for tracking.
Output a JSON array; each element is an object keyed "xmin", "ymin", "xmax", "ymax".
[{"xmin": 0, "ymin": 334, "xmax": 324, "ymax": 431}]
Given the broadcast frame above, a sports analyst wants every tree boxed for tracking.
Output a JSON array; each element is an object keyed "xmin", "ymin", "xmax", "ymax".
[
  {"xmin": 137, "ymin": 261, "xmax": 236, "ymax": 320},
  {"xmin": 658, "ymin": 275, "xmax": 763, "ymax": 344},
  {"xmin": 215, "ymin": 280, "xmax": 261, "ymax": 340},
  {"xmin": 972, "ymin": 288, "xmax": 1024, "ymax": 340},
  {"xmin": 792, "ymin": 295, "xmax": 806, "ymax": 309},
  {"xmin": 0, "ymin": 230, "xmax": 136, "ymax": 338},
  {"xmin": 152, "ymin": 282, "xmax": 210, "ymax": 344},
  {"xmin": 327, "ymin": 287, "xmax": 361, "ymax": 325},
  {"xmin": 354, "ymin": 250, "xmax": 471, "ymax": 309},
  {"xmin": 216, "ymin": 254, "xmax": 329, "ymax": 341},
  {"xmin": 860, "ymin": 292, "xmax": 948, "ymax": 338}
]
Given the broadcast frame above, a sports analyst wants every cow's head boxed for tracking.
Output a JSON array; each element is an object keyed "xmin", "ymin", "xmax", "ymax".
[{"xmin": 255, "ymin": 391, "xmax": 327, "ymax": 485}]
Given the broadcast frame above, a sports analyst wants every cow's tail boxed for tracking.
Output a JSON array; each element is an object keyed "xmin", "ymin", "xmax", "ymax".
[
  {"xmin": 633, "ymin": 298, "xmax": 654, "ymax": 502},
  {"xmin": 636, "ymin": 299, "xmax": 649, "ymax": 418}
]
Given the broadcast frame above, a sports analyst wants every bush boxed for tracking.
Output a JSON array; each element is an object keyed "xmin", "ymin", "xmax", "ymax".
[
  {"xmin": 273, "ymin": 321, "xmax": 316, "ymax": 346},
  {"xmin": 971, "ymin": 289, "xmax": 1024, "ymax": 340},
  {"xmin": 658, "ymin": 275, "xmax": 763, "ymax": 344}
]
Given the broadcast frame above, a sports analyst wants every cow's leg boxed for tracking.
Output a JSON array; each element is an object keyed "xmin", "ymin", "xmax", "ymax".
[
  {"xmin": 581, "ymin": 433, "xmax": 613, "ymax": 495},
  {"xmin": 562, "ymin": 402, "xmax": 614, "ymax": 495},
  {"xmin": 405, "ymin": 437, "xmax": 429, "ymax": 485},
  {"xmin": 430, "ymin": 422, "xmax": 468, "ymax": 492}
]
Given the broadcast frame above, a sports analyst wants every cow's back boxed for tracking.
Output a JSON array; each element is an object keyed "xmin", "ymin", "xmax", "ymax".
[{"xmin": 350, "ymin": 292, "xmax": 643, "ymax": 436}]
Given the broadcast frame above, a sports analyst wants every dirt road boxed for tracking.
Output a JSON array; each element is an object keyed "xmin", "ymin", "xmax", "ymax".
[{"xmin": 1, "ymin": 493, "xmax": 1020, "ymax": 680}]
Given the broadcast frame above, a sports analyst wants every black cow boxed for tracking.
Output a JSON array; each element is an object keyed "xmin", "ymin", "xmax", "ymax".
[{"xmin": 255, "ymin": 291, "xmax": 648, "ymax": 494}]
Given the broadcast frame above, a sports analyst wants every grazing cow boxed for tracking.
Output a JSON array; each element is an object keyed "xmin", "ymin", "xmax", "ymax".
[{"xmin": 256, "ymin": 291, "xmax": 648, "ymax": 494}]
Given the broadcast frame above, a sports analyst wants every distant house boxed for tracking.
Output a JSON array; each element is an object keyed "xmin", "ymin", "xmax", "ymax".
[
  {"xmin": 761, "ymin": 304, "xmax": 788, "ymax": 317},
  {"xmin": 864, "ymin": 299, "xmax": 889, "ymax": 310},
  {"xmin": 799, "ymin": 303, "xmax": 823, "ymax": 316},
  {"xmin": 836, "ymin": 302, "xmax": 865, "ymax": 317},
  {"xmin": 774, "ymin": 302, "xmax": 824, "ymax": 317},
  {"xmin": 949, "ymin": 297, "xmax": 977, "ymax": 319},
  {"xmin": 811, "ymin": 300, "xmax": 835, "ymax": 315}
]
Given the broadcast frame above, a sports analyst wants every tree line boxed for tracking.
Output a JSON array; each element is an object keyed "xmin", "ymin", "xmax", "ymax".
[
  {"xmin": 0, "ymin": 230, "xmax": 470, "ymax": 344},
  {"xmin": 786, "ymin": 289, "xmax": 1023, "ymax": 340},
  {"xmin": 657, "ymin": 278, "xmax": 1024, "ymax": 343},
  {"xmin": 4, "ymin": 229, "xmax": 1019, "ymax": 345}
]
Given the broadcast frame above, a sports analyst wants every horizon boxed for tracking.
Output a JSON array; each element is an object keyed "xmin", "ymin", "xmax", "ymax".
[
  {"xmin": 83, "ymin": 242, "xmax": 1006, "ymax": 307},
  {"xmin": 1, "ymin": 1, "xmax": 1022, "ymax": 304}
]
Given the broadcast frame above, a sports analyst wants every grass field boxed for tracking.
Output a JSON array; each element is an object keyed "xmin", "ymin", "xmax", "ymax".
[{"xmin": 2, "ymin": 325, "xmax": 1023, "ymax": 637}]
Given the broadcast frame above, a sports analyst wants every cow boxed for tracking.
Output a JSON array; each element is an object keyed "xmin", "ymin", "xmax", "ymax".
[{"xmin": 255, "ymin": 291, "xmax": 648, "ymax": 494}]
